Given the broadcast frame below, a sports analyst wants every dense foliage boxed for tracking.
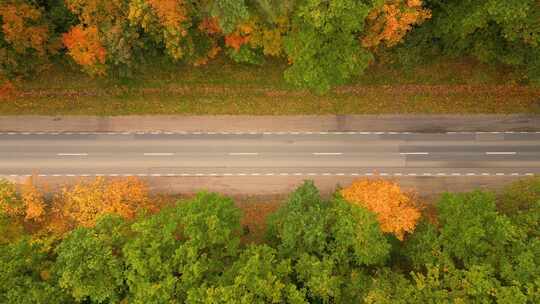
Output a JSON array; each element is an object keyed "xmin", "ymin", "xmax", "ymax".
[
  {"xmin": 1, "ymin": 177, "xmax": 539, "ymax": 303},
  {"xmin": 1, "ymin": 0, "xmax": 537, "ymax": 93},
  {"xmin": 419, "ymin": 0, "xmax": 539, "ymax": 83}
]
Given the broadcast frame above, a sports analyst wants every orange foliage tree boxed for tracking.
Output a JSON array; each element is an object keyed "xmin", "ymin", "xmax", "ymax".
[
  {"xmin": 50, "ymin": 177, "xmax": 151, "ymax": 231},
  {"xmin": 64, "ymin": 0, "xmax": 136, "ymax": 75},
  {"xmin": 62, "ymin": 25, "xmax": 107, "ymax": 76},
  {"xmin": 362, "ymin": 0, "xmax": 431, "ymax": 49},
  {"xmin": 194, "ymin": 17, "xmax": 222, "ymax": 66},
  {"xmin": 0, "ymin": 0, "xmax": 56, "ymax": 82},
  {"xmin": 0, "ymin": 1, "xmax": 50, "ymax": 56},
  {"xmin": 341, "ymin": 178, "xmax": 421, "ymax": 240},
  {"xmin": 0, "ymin": 79, "xmax": 16, "ymax": 99},
  {"xmin": 224, "ymin": 22, "xmax": 252, "ymax": 51}
]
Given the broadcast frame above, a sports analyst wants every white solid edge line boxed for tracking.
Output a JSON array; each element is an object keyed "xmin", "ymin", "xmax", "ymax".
[
  {"xmin": 486, "ymin": 152, "xmax": 517, "ymax": 155},
  {"xmin": 2, "ymin": 131, "xmax": 538, "ymax": 136}
]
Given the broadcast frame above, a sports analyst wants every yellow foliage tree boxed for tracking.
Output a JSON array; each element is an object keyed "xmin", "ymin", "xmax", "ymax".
[
  {"xmin": 341, "ymin": 178, "xmax": 421, "ymax": 240},
  {"xmin": 102, "ymin": 177, "xmax": 151, "ymax": 219},
  {"xmin": 224, "ymin": 16, "xmax": 288, "ymax": 57},
  {"xmin": 51, "ymin": 177, "xmax": 151, "ymax": 230},
  {"xmin": 248, "ymin": 16, "xmax": 289, "ymax": 57},
  {"xmin": 362, "ymin": 0, "xmax": 431, "ymax": 49},
  {"xmin": 128, "ymin": 0, "xmax": 190, "ymax": 60},
  {"xmin": 21, "ymin": 177, "xmax": 46, "ymax": 222}
]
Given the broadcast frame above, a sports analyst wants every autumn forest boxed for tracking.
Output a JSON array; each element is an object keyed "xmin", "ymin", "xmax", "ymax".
[
  {"xmin": 1, "ymin": 1, "xmax": 540, "ymax": 303},
  {"xmin": 1, "ymin": 176, "xmax": 539, "ymax": 303},
  {"xmin": 1, "ymin": 0, "xmax": 539, "ymax": 97}
]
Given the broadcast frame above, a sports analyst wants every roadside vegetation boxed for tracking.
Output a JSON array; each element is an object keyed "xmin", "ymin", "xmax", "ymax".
[
  {"xmin": 1, "ymin": 176, "xmax": 539, "ymax": 303},
  {"xmin": 1, "ymin": 0, "xmax": 539, "ymax": 114}
]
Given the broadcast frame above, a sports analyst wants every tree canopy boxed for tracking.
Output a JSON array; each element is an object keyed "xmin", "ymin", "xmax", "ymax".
[
  {"xmin": 0, "ymin": 177, "xmax": 539, "ymax": 303},
  {"xmin": 3, "ymin": 0, "xmax": 536, "ymax": 93}
]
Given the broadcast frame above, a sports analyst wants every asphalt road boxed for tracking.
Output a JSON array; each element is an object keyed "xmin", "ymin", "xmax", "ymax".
[{"xmin": 1, "ymin": 131, "xmax": 539, "ymax": 177}]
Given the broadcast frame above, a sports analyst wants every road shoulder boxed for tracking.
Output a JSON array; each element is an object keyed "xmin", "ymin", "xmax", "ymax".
[{"xmin": 1, "ymin": 114, "xmax": 540, "ymax": 132}]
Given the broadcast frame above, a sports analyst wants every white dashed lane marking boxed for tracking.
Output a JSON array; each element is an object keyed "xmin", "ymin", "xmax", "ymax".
[
  {"xmin": 486, "ymin": 152, "xmax": 517, "ymax": 155},
  {"xmin": 143, "ymin": 153, "xmax": 174, "ymax": 156},
  {"xmin": 228, "ymin": 152, "xmax": 259, "ymax": 156},
  {"xmin": 57, "ymin": 153, "xmax": 88, "ymax": 156},
  {"xmin": 313, "ymin": 152, "xmax": 343, "ymax": 156},
  {"xmin": 400, "ymin": 152, "xmax": 429, "ymax": 155}
]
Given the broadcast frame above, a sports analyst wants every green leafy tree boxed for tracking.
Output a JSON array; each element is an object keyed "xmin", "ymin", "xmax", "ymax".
[
  {"xmin": 0, "ymin": 179, "xmax": 24, "ymax": 244},
  {"xmin": 401, "ymin": 0, "xmax": 540, "ymax": 83},
  {"xmin": 496, "ymin": 179, "xmax": 540, "ymax": 290},
  {"xmin": 54, "ymin": 215, "xmax": 128, "ymax": 303},
  {"xmin": 437, "ymin": 191, "xmax": 517, "ymax": 267},
  {"xmin": 123, "ymin": 192, "xmax": 242, "ymax": 303},
  {"xmin": 189, "ymin": 244, "xmax": 307, "ymax": 304},
  {"xmin": 365, "ymin": 264, "xmax": 535, "ymax": 304},
  {"xmin": 498, "ymin": 177, "xmax": 540, "ymax": 217},
  {"xmin": 0, "ymin": 238, "xmax": 70, "ymax": 304},
  {"xmin": 0, "ymin": 178, "xmax": 22, "ymax": 216},
  {"xmin": 403, "ymin": 189, "xmax": 539, "ymax": 302},
  {"xmin": 267, "ymin": 181, "xmax": 389, "ymax": 302},
  {"xmin": 405, "ymin": 191, "xmax": 522, "ymax": 269},
  {"xmin": 284, "ymin": 0, "xmax": 373, "ymax": 93},
  {"xmin": 209, "ymin": 0, "xmax": 250, "ymax": 34}
]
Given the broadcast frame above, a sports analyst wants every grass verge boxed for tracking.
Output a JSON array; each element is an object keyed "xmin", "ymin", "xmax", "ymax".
[{"xmin": 1, "ymin": 57, "xmax": 539, "ymax": 115}]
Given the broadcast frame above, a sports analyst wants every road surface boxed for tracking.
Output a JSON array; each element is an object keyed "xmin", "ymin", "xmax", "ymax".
[{"xmin": 1, "ymin": 131, "xmax": 539, "ymax": 178}]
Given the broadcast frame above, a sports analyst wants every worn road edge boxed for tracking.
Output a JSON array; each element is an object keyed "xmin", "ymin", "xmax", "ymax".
[{"xmin": 1, "ymin": 114, "xmax": 540, "ymax": 132}]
